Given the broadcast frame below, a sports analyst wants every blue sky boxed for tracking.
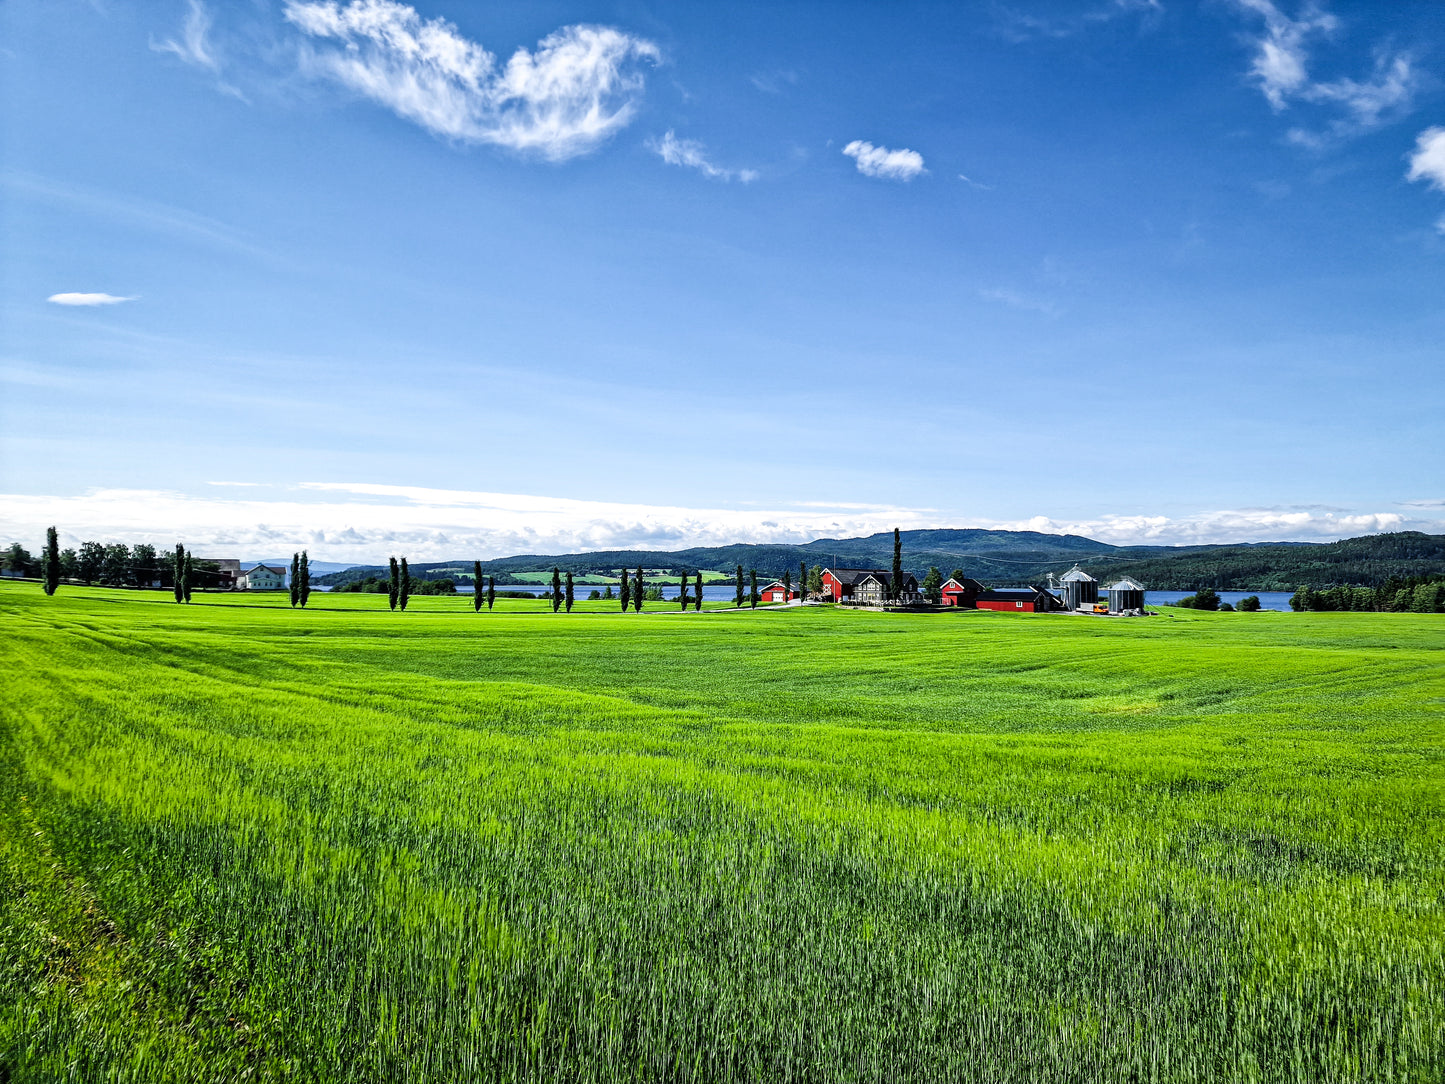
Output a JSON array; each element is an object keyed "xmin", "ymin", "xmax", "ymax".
[{"xmin": 2, "ymin": 0, "xmax": 1442, "ymax": 562}]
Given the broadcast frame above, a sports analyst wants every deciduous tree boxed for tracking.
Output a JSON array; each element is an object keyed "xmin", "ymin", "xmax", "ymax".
[
  {"xmin": 173, "ymin": 544, "xmax": 185, "ymax": 603},
  {"xmin": 679, "ymin": 570, "xmax": 688, "ymax": 611},
  {"xmin": 182, "ymin": 550, "xmax": 193, "ymax": 603},
  {"xmin": 735, "ymin": 564, "xmax": 744, "ymax": 608},
  {"xmin": 620, "ymin": 569, "xmax": 631, "ymax": 612},
  {"xmin": 77, "ymin": 541, "xmax": 104, "ymax": 585},
  {"xmin": 473, "ymin": 561, "xmax": 483, "ymax": 612},
  {"xmin": 800, "ymin": 561, "xmax": 807, "ymax": 601},
  {"xmin": 290, "ymin": 554, "xmax": 301, "ymax": 607},
  {"xmin": 634, "ymin": 567, "xmax": 644, "ymax": 612},
  {"xmin": 750, "ymin": 568, "xmax": 758, "ymax": 609},
  {"xmin": 101, "ymin": 544, "xmax": 129, "ymax": 586},
  {"xmin": 399, "ymin": 558, "xmax": 411, "ymax": 611},
  {"xmin": 923, "ymin": 566, "xmax": 943, "ymax": 605},
  {"xmin": 42, "ymin": 526, "xmax": 60, "ymax": 596},
  {"xmin": 565, "ymin": 571, "xmax": 574, "ymax": 612},
  {"xmin": 783, "ymin": 568, "xmax": 792, "ymax": 603},
  {"xmin": 388, "ymin": 557, "xmax": 399, "ymax": 611},
  {"xmin": 131, "ymin": 544, "xmax": 158, "ymax": 588},
  {"xmin": 551, "ymin": 568, "xmax": 562, "ymax": 613},
  {"xmin": 694, "ymin": 571, "xmax": 702, "ymax": 612},
  {"xmin": 299, "ymin": 551, "xmax": 311, "ymax": 607},
  {"xmin": 487, "ymin": 576, "xmax": 495, "ymax": 610}
]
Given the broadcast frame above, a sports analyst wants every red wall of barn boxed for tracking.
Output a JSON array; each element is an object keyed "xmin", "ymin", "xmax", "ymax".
[{"xmin": 977, "ymin": 600, "xmax": 1036, "ymax": 612}]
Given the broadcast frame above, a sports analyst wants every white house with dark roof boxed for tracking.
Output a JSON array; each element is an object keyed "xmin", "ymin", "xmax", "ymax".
[{"xmin": 238, "ymin": 564, "xmax": 287, "ymax": 591}]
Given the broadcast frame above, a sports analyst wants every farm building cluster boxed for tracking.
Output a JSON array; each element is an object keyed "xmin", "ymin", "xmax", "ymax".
[{"xmin": 759, "ymin": 565, "xmax": 1149, "ymax": 615}]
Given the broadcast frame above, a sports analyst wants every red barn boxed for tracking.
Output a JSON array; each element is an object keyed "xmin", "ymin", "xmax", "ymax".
[
  {"xmin": 940, "ymin": 577, "xmax": 984, "ymax": 607},
  {"xmin": 975, "ymin": 586, "xmax": 1062, "ymax": 613},
  {"xmin": 759, "ymin": 580, "xmax": 799, "ymax": 603}
]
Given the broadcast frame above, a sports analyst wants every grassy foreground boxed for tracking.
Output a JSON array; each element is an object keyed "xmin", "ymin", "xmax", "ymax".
[{"xmin": 1, "ymin": 583, "xmax": 1441, "ymax": 1082}]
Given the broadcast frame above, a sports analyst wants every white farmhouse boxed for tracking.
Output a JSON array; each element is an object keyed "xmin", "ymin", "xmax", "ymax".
[{"xmin": 238, "ymin": 564, "xmax": 287, "ymax": 591}]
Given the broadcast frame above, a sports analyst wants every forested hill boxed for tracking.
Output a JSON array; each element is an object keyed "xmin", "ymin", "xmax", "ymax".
[
  {"xmin": 314, "ymin": 530, "xmax": 1445, "ymax": 591},
  {"xmin": 1084, "ymin": 531, "xmax": 1445, "ymax": 591}
]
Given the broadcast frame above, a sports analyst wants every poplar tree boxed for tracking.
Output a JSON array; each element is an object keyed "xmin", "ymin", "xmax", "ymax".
[
  {"xmin": 800, "ymin": 560, "xmax": 807, "ymax": 602},
  {"xmin": 182, "ymin": 551, "xmax": 193, "ymax": 603},
  {"xmin": 473, "ymin": 561, "xmax": 483, "ymax": 612},
  {"xmin": 892, "ymin": 527, "xmax": 903, "ymax": 602},
  {"xmin": 289, "ymin": 554, "xmax": 300, "ymax": 607},
  {"xmin": 388, "ymin": 557, "xmax": 399, "ymax": 611},
  {"xmin": 750, "ymin": 568, "xmax": 758, "ymax": 609},
  {"xmin": 694, "ymin": 571, "xmax": 703, "ymax": 612},
  {"xmin": 399, "ymin": 558, "xmax": 411, "ymax": 611},
  {"xmin": 679, "ymin": 570, "xmax": 688, "ymax": 611},
  {"xmin": 487, "ymin": 576, "xmax": 495, "ymax": 610},
  {"xmin": 551, "ymin": 568, "xmax": 562, "ymax": 613},
  {"xmin": 174, "ymin": 544, "xmax": 186, "ymax": 603},
  {"xmin": 299, "ymin": 551, "xmax": 311, "ymax": 607},
  {"xmin": 634, "ymin": 566, "xmax": 644, "ymax": 612},
  {"xmin": 783, "ymin": 568, "xmax": 792, "ymax": 604},
  {"xmin": 565, "ymin": 572, "xmax": 575, "ymax": 612},
  {"xmin": 42, "ymin": 526, "xmax": 60, "ymax": 596},
  {"xmin": 620, "ymin": 569, "xmax": 631, "ymax": 612},
  {"xmin": 735, "ymin": 564, "xmax": 744, "ymax": 608}
]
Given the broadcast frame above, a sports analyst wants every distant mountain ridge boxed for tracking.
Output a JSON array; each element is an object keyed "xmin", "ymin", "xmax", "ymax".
[{"xmin": 313, "ymin": 529, "xmax": 1445, "ymax": 592}]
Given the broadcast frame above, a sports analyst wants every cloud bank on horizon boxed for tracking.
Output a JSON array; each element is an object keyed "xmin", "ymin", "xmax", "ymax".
[{"xmin": 0, "ymin": 485, "xmax": 1430, "ymax": 566}]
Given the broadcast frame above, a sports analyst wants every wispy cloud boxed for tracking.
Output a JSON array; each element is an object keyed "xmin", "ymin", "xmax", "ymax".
[
  {"xmin": 46, "ymin": 292, "xmax": 136, "ymax": 306},
  {"xmin": 843, "ymin": 140, "xmax": 926, "ymax": 181},
  {"xmin": 980, "ymin": 287, "xmax": 1059, "ymax": 318},
  {"xmin": 1, "ymin": 486, "xmax": 1428, "ymax": 564},
  {"xmin": 958, "ymin": 173, "xmax": 994, "ymax": 190},
  {"xmin": 651, "ymin": 131, "xmax": 757, "ymax": 182},
  {"xmin": 1232, "ymin": 0, "xmax": 1416, "ymax": 144},
  {"xmin": 1406, "ymin": 127, "xmax": 1445, "ymax": 192},
  {"xmin": 749, "ymin": 69, "xmax": 798, "ymax": 94},
  {"xmin": 283, "ymin": 1, "xmax": 659, "ymax": 161},
  {"xmin": 993, "ymin": 0, "xmax": 1161, "ymax": 42},
  {"xmin": 151, "ymin": 0, "xmax": 249, "ymax": 102}
]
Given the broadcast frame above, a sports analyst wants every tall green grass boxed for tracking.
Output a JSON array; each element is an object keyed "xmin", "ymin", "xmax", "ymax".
[{"xmin": 1, "ymin": 582, "xmax": 1440, "ymax": 1081}]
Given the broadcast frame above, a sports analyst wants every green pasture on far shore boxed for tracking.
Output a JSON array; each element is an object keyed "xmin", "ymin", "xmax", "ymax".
[{"xmin": 1, "ymin": 580, "xmax": 1441, "ymax": 1081}]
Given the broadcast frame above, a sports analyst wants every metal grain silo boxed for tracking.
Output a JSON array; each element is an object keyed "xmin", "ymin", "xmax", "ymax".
[
  {"xmin": 1059, "ymin": 565, "xmax": 1098, "ymax": 610},
  {"xmin": 1107, "ymin": 576, "xmax": 1146, "ymax": 614}
]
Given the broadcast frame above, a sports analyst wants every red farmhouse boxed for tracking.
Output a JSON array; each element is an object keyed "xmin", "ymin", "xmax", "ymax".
[
  {"xmin": 819, "ymin": 568, "xmax": 920, "ymax": 604},
  {"xmin": 940, "ymin": 577, "xmax": 985, "ymax": 607},
  {"xmin": 975, "ymin": 586, "xmax": 1063, "ymax": 613}
]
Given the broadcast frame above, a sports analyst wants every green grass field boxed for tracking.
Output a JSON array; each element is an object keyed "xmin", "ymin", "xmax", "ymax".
[{"xmin": 1, "ymin": 582, "xmax": 1441, "ymax": 1082}]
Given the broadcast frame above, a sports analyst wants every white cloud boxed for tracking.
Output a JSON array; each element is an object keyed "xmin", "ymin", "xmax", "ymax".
[
  {"xmin": 1406, "ymin": 127, "xmax": 1445, "ymax": 192},
  {"xmin": 980, "ymin": 287, "xmax": 1059, "ymax": 318},
  {"xmin": 651, "ymin": 131, "xmax": 757, "ymax": 182},
  {"xmin": 283, "ymin": 1, "xmax": 659, "ymax": 160},
  {"xmin": 842, "ymin": 140, "xmax": 926, "ymax": 181},
  {"xmin": 1232, "ymin": 1, "xmax": 1415, "ymax": 140},
  {"xmin": 0, "ymin": 485, "xmax": 1430, "ymax": 566},
  {"xmin": 46, "ymin": 292, "xmax": 136, "ymax": 306},
  {"xmin": 152, "ymin": 0, "xmax": 217, "ymax": 70}
]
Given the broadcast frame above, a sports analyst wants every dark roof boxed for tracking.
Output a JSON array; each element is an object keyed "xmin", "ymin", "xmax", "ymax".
[
  {"xmin": 824, "ymin": 568, "xmax": 893, "ymax": 586},
  {"xmin": 942, "ymin": 577, "xmax": 984, "ymax": 591},
  {"xmin": 978, "ymin": 585, "xmax": 1059, "ymax": 602}
]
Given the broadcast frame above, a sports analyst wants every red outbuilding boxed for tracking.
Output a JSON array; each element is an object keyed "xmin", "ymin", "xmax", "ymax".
[
  {"xmin": 759, "ymin": 580, "xmax": 800, "ymax": 603},
  {"xmin": 975, "ymin": 586, "xmax": 1063, "ymax": 613}
]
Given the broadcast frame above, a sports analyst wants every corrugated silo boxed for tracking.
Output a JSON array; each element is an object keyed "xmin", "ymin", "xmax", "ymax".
[
  {"xmin": 1059, "ymin": 565, "xmax": 1098, "ymax": 610},
  {"xmin": 1107, "ymin": 577, "xmax": 1146, "ymax": 613}
]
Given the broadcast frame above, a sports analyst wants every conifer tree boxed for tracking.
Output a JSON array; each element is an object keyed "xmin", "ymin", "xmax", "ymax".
[
  {"xmin": 299, "ymin": 551, "xmax": 311, "ymax": 607},
  {"xmin": 399, "ymin": 558, "xmax": 410, "ymax": 611},
  {"xmin": 182, "ymin": 551, "xmax": 193, "ymax": 603},
  {"xmin": 551, "ymin": 568, "xmax": 562, "ymax": 613},
  {"xmin": 620, "ymin": 569, "xmax": 631, "ymax": 612},
  {"xmin": 487, "ymin": 576, "xmax": 495, "ymax": 610},
  {"xmin": 783, "ymin": 568, "xmax": 792, "ymax": 604},
  {"xmin": 750, "ymin": 568, "xmax": 758, "ymax": 609},
  {"xmin": 473, "ymin": 561, "xmax": 483, "ymax": 612},
  {"xmin": 42, "ymin": 526, "xmax": 60, "ymax": 596},
  {"xmin": 695, "ymin": 571, "xmax": 703, "ymax": 612},
  {"xmin": 174, "ymin": 544, "xmax": 186, "ymax": 603},
  {"xmin": 735, "ymin": 564, "xmax": 744, "ymax": 608},
  {"xmin": 290, "ymin": 554, "xmax": 300, "ymax": 607},
  {"xmin": 565, "ymin": 571, "xmax": 575, "ymax": 612},
  {"xmin": 679, "ymin": 570, "xmax": 688, "ymax": 611},
  {"xmin": 800, "ymin": 561, "xmax": 807, "ymax": 602},
  {"xmin": 634, "ymin": 566, "xmax": 644, "ymax": 612},
  {"xmin": 892, "ymin": 527, "xmax": 903, "ymax": 601},
  {"xmin": 388, "ymin": 557, "xmax": 399, "ymax": 611}
]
